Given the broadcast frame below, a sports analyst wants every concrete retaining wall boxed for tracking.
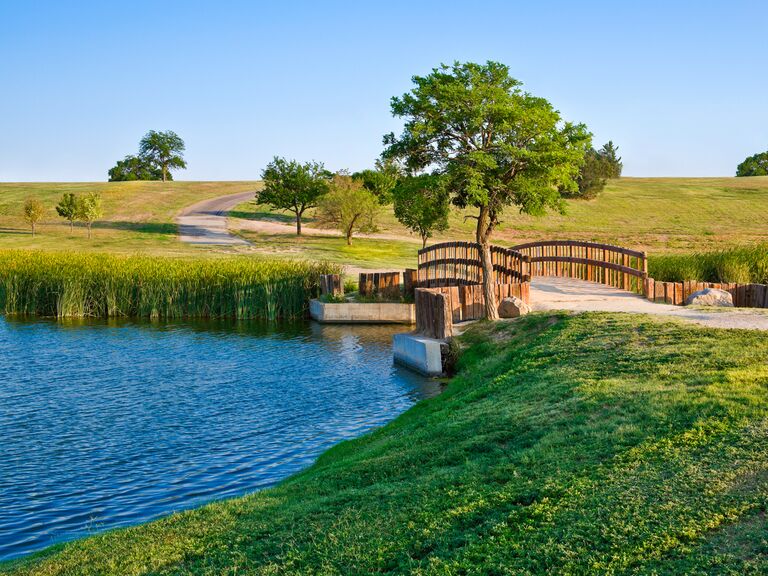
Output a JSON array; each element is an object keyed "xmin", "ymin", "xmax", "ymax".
[
  {"xmin": 393, "ymin": 333, "xmax": 444, "ymax": 375},
  {"xmin": 309, "ymin": 299, "xmax": 415, "ymax": 324}
]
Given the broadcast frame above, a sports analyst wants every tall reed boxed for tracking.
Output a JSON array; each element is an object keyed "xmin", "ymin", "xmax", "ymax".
[
  {"xmin": 649, "ymin": 244, "xmax": 768, "ymax": 284},
  {"xmin": 0, "ymin": 251, "xmax": 341, "ymax": 320}
]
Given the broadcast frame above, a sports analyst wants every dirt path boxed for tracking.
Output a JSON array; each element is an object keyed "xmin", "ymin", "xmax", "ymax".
[
  {"xmin": 176, "ymin": 191, "xmax": 255, "ymax": 245},
  {"xmin": 531, "ymin": 277, "xmax": 768, "ymax": 331}
]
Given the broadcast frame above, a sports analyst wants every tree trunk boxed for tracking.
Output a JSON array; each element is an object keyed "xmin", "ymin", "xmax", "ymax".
[
  {"xmin": 31, "ymin": 223, "xmax": 35, "ymax": 237},
  {"xmin": 295, "ymin": 211, "xmax": 302, "ymax": 236},
  {"xmin": 87, "ymin": 223, "xmax": 92, "ymax": 239},
  {"xmin": 346, "ymin": 230, "xmax": 352, "ymax": 245},
  {"xmin": 162, "ymin": 165, "xmax": 167, "ymax": 182},
  {"xmin": 476, "ymin": 206, "xmax": 499, "ymax": 321},
  {"xmin": 422, "ymin": 235, "xmax": 428, "ymax": 249},
  {"xmin": 70, "ymin": 220, "xmax": 73, "ymax": 232}
]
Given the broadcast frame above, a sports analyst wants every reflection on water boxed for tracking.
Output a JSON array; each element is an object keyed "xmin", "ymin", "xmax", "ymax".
[{"xmin": 0, "ymin": 317, "xmax": 439, "ymax": 561}]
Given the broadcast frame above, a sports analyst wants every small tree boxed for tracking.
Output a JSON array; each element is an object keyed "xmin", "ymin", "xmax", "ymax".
[
  {"xmin": 108, "ymin": 155, "xmax": 164, "ymax": 181},
  {"xmin": 736, "ymin": 151, "xmax": 768, "ymax": 177},
  {"xmin": 77, "ymin": 193, "xmax": 103, "ymax": 239},
  {"xmin": 316, "ymin": 173, "xmax": 380, "ymax": 245},
  {"xmin": 563, "ymin": 141, "xmax": 622, "ymax": 200},
  {"xmin": 384, "ymin": 61, "xmax": 590, "ymax": 319},
  {"xmin": 139, "ymin": 130, "xmax": 187, "ymax": 182},
  {"xmin": 23, "ymin": 198, "xmax": 45, "ymax": 236},
  {"xmin": 353, "ymin": 159, "xmax": 401, "ymax": 205},
  {"xmin": 55, "ymin": 193, "xmax": 79, "ymax": 231},
  {"xmin": 392, "ymin": 174, "xmax": 450, "ymax": 248},
  {"xmin": 599, "ymin": 141, "xmax": 623, "ymax": 178},
  {"xmin": 258, "ymin": 157, "xmax": 331, "ymax": 235}
]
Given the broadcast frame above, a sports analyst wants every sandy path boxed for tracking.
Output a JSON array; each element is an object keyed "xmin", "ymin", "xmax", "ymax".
[
  {"xmin": 176, "ymin": 191, "xmax": 255, "ymax": 245},
  {"xmin": 531, "ymin": 277, "xmax": 768, "ymax": 331}
]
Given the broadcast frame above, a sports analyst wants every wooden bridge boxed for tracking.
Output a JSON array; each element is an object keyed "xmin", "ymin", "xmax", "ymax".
[{"xmin": 414, "ymin": 239, "xmax": 768, "ymax": 337}]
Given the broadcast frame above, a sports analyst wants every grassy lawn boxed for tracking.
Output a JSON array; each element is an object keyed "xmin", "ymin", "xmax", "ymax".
[
  {"xmin": 5, "ymin": 312, "xmax": 768, "ymax": 574},
  {"xmin": 232, "ymin": 176, "xmax": 768, "ymax": 270},
  {"xmin": 0, "ymin": 181, "xmax": 259, "ymax": 255}
]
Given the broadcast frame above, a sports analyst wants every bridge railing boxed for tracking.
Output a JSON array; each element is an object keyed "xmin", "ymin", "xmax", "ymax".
[
  {"xmin": 417, "ymin": 241, "xmax": 529, "ymax": 287},
  {"xmin": 511, "ymin": 240, "xmax": 648, "ymax": 294}
]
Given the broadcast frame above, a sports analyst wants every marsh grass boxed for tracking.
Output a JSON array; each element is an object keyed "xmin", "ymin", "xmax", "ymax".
[
  {"xmin": 0, "ymin": 251, "xmax": 340, "ymax": 320},
  {"xmin": 649, "ymin": 244, "xmax": 768, "ymax": 283}
]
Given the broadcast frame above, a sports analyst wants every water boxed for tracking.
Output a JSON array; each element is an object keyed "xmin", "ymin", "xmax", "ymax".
[{"xmin": 0, "ymin": 317, "xmax": 439, "ymax": 562}]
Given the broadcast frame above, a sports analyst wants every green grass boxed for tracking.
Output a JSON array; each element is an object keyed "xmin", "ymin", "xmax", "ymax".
[
  {"xmin": 649, "ymin": 244, "xmax": 768, "ymax": 283},
  {"xmin": 0, "ymin": 181, "xmax": 259, "ymax": 255},
  {"xmin": 0, "ymin": 251, "xmax": 339, "ymax": 320},
  {"xmin": 5, "ymin": 313, "xmax": 768, "ymax": 574},
  {"xmin": 231, "ymin": 177, "xmax": 768, "ymax": 271}
]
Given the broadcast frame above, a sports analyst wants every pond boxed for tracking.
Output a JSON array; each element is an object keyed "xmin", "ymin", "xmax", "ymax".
[{"xmin": 0, "ymin": 317, "xmax": 439, "ymax": 562}]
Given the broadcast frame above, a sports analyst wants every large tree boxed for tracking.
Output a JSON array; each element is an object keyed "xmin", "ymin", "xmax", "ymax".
[
  {"xmin": 392, "ymin": 174, "xmax": 450, "ymax": 248},
  {"xmin": 384, "ymin": 61, "xmax": 591, "ymax": 319},
  {"xmin": 736, "ymin": 151, "xmax": 768, "ymax": 177},
  {"xmin": 139, "ymin": 130, "xmax": 187, "ymax": 182},
  {"xmin": 316, "ymin": 173, "xmax": 380, "ymax": 245},
  {"xmin": 257, "ymin": 157, "xmax": 331, "ymax": 235}
]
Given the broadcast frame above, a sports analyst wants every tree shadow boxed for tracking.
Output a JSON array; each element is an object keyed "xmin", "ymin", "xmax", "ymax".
[
  {"xmin": 228, "ymin": 209, "xmax": 317, "ymax": 224},
  {"xmin": 93, "ymin": 221, "xmax": 177, "ymax": 235}
]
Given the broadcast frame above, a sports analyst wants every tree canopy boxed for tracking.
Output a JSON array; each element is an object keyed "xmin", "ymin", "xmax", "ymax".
[
  {"xmin": 736, "ymin": 151, "xmax": 768, "ymax": 177},
  {"xmin": 138, "ymin": 130, "xmax": 187, "ymax": 182},
  {"xmin": 384, "ymin": 60, "xmax": 591, "ymax": 318},
  {"xmin": 564, "ymin": 141, "xmax": 623, "ymax": 200},
  {"xmin": 55, "ymin": 192, "xmax": 79, "ymax": 230},
  {"xmin": 257, "ymin": 157, "xmax": 331, "ymax": 235},
  {"xmin": 316, "ymin": 173, "xmax": 380, "ymax": 245},
  {"xmin": 392, "ymin": 174, "xmax": 450, "ymax": 248},
  {"xmin": 353, "ymin": 159, "xmax": 401, "ymax": 205},
  {"xmin": 108, "ymin": 155, "xmax": 165, "ymax": 182}
]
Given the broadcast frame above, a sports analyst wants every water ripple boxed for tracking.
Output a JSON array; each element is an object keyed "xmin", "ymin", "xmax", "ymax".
[{"xmin": 0, "ymin": 318, "xmax": 440, "ymax": 561}]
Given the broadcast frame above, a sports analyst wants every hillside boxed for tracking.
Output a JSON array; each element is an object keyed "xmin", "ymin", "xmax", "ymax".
[
  {"xmin": 4, "ymin": 313, "xmax": 768, "ymax": 575},
  {"xmin": 0, "ymin": 181, "xmax": 259, "ymax": 255}
]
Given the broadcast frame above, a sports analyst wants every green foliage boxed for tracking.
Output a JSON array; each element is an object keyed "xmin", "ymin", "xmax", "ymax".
[
  {"xmin": 736, "ymin": 150, "xmax": 768, "ymax": 177},
  {"xmin": 384, "ymin": 61, "xmax": 591, "ymax": 237},
  {"xmin": 564, "ymin": 141, "xmax": 623, "ymax": 200},
  {"xmin": 352, "ymin": 159, "xmax": 401, "ymax": 205},
  {"xmin": 257, "ymin": 157, "xmax": 331, "ymax": 235},
  {"xmin": 0, "ymin": 251, "xmax": 340, "ymax": 319},
  {"xmin": 6, "ymin": 313, "xmax": 768, "ymax": 574},
  {"xmin": 76, "ymin": 193, "xmax": 103, "ymax": 239},
  {"xmin": 22, "ymin": 198, "xmax": 45, "ymax": 236},
  {"xmin": 316, "ymin": 173, "xmax": 380, "ymax": 245},
  {"xmin": 138, "ymin": 130, "xmax": 187, "ymax": 182},
  {"xmin": 649, "ymin": 244, "xmax": 768, "ymax": 283},
  {"xmin": 107, "ymin": 155, "xmax": 165, "ymax": 182},
  {"xmin": 55, "ymin": 193, "xmax": 80, "ymax": 230},
  {"xmin": 392, "ymin": 173, "xmax": 450, "ymax": 247}
]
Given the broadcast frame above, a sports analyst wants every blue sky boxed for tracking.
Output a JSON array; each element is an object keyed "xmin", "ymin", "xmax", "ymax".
[{"xmin": 1, "ymin": 0, "xmax": 766, "ymax": 181}]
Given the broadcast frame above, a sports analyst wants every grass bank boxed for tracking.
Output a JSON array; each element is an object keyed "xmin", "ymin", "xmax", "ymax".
[
  {"xmin": 0, "ymin": 251, "xmax": 339, "ymax": 320},
  {"xmin": 650, "ymin": 244, "xmax": 768, "ymax": 284},
  {"xmin": 5, "ymin": 313, "xmax": 768, "ymax": 574}
]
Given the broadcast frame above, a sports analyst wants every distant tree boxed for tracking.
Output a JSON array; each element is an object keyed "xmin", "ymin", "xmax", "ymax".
[
  {"xmin": 392, "ymin": 174, "xmax": 450, "ymax": 248},
  {"xmin": 108, "ymin": 155, "xmax": 164, "ymax": 182},
  {"xmin": 23, "ymin": 198, "xmax": 45, "ymax": 237},
  {"xmin": 77, "ymin": 193, "xmax": 103, "ymax": 239},
  {"xmin": 384, "ymin": 61, "xmax": 590, "ymax": 319},
  {"xmin": 55, "ymin": 192, "xmax": 79, "ymax": 231},
  {"xmin": 599, "ymin": 141, "xmax": 623, "ymax": 178},
  {"xmin": 139, "ymin": 130, "xmax": 187, "ymax": 182},
  {"xmin": 316, "ymin": 173, "xmax": 380, "ymax": 245},
  {"xmin": 257, "ymin": 157, "xmax": 331, "ymax": 235},
  {"xmin": 736, "ymin": 151, "xmax": 768, "ymax": 177},
  {"xmin": 564, "ymin": 141, "xmax": 623, "ymax": 200},
  {"xmin": 353, "ymin": 159, "xmax": 401, "ymax": 205}
]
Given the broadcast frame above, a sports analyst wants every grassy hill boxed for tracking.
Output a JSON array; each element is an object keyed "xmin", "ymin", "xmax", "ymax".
[
  {"xmin": 0, "ymin": 181, "xmax": 259, "ymax": 255},
  {"xmin": 4, "ymin": 312, "xmax": 768, "ymax": 574}
]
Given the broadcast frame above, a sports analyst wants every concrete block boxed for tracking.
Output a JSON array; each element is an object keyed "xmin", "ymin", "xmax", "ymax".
[
  {"xmin": 393, "ymin": 332, "xmax": 444, "ymax": 375},
  {"xmin": 309, "ymin": 300, "xmax": 415, "ymax": 324}
]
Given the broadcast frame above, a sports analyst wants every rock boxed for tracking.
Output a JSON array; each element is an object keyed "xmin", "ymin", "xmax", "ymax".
[
  {"xmin": 498, "ymin": 296, "xmax": 531, "ymax": 318},
  {"xmin": 685, "ymin": 288, "xmax": 734, "ymax": 307}
]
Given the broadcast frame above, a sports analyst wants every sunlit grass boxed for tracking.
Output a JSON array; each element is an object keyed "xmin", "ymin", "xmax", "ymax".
[
  {"xmin": 649, "ymin": 244, "xmax": 768, "ymax": 283},
  {"xmin": 0, "ymin": 251, "xmax": 339, "ymax": 320}
]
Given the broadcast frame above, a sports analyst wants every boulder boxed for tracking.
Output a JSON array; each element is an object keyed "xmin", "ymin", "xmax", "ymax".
[
  {"xmin": 498, "ymin": 296, "xmax": 531, "ymax": 318},
  {"xmin": 685, "ymin": 288, "xmax": 733, "ymax": 307}
]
